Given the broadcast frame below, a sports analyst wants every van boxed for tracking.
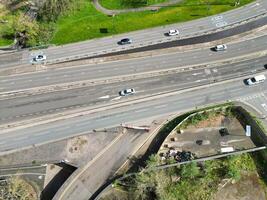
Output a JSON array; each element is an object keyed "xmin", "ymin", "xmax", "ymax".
[{"xmin": 246, "ymin": 74, "xmax": 266, "ymax": 85}]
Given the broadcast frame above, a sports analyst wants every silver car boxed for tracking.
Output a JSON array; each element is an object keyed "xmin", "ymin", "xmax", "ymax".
[{"xmin": 32, "ymin": 54, "xmax": 46, "ymax": 63}]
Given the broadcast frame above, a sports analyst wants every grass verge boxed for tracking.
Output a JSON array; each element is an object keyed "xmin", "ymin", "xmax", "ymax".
[
  {"xmin": 0, "ymin": 38, "xmax": 13, "ymax": 47},
  {"xmin": 99, "ymin": 0, "xmax": 168, "ymax": 10},
  {"xmin": 51, "ymin": 0, "xmax": 254, "ymax": 45}
]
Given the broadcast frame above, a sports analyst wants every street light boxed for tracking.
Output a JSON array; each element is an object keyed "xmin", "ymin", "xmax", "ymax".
[{"xmin": 112, "ymin": 14, "xmax": 116, "ymax": 33}]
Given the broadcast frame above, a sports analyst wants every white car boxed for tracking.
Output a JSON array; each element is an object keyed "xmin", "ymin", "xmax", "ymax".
[
  {"xmin": 246, "ymin": 74, "xmax": 266, "ymax": 85},
  {"xmin": 119, "ymin": 88, "xmax": 136, "ymax": 96},
  {"xmin": 168, "ymin": 29, "xmax": 179, "ymax": 36},
  {"xmin": 32, "ymin": 54, "xmax": 46, "ymax": 63},
  {"xmin": 214, "ymin": 44, "xmax": 227, "ymax": 51}
]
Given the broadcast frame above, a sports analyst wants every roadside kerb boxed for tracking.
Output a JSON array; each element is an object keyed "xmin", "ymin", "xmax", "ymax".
[
  {"xmin": 114, "ymin": 115, "xmax": 179, "ymax": 175},
  {"xmin": 1, "ymin": 24, "xmax": 267, "ymax": 77},
  {"xmin": 2, "ymin": 49, "xmax": 267, "ymax": 100},
  {"xmin": 43, "ymin": 12, "xmax": 267, "ymax": 65},
  {"xmin": 1, "ymin": 67, "xmax": 267, "ymax": 134}
]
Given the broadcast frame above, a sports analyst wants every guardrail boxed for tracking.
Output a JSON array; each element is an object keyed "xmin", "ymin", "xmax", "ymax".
[{"xmin": 44, "ymin": 12, "xmax": 267, "ymax": 65}]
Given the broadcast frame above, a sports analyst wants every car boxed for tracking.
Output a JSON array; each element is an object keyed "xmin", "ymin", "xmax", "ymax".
[
  {"xmin": 219, "ymin": 128, "xmax": 229, "ymax": 136},
  {"xmin": 246, "ymin": 74, "xmax": 266, "ymax": 85},
  {"xmin": 32, "ymin": 54, "xmax": 46, "ymax": 63},
  {"xmin": 119, "ymin": 88, "xmax": 136, "ymax": 96},
  {"xmin": 118, "ymin": 38, "xmax": 132, "ymax": 45},
  {"xmin": 214, "ymin": 44, "xmax": 227, "ymax": 51},
  {"xmin": 168, "ymin": 29, "xmax": 179, "ymax": 36}
]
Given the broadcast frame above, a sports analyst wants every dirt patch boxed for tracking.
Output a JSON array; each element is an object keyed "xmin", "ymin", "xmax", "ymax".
[
  {"xmin": 188, "ymin": 115, "xmax": 225, "ymax": 129},
  {"xmin": 160, "ymin": 113, "xmax": 255, "ymax": 158},
  {"xmin": 214, "ymin": 173, "xmax": 266, "ymax": 200}
]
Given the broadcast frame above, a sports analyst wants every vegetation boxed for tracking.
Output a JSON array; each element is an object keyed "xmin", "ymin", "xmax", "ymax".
[
  {"xmin": 52, "ymin": 0, "xmax": 254, "ymax": 45},
  {"xmin": 99, "ymin": 0, "xmax": 252, "ymax": 9},
  {"xmin": 178, "ymin": 105, "xmax": 235, "ymax": 129},
  {"xmin": 99, "ymin": 0, "xmax": 168, "ymax": 9},
  {"xmin": 0, "ymin": 0, "xmax": 255, "ymax": 46},
  {"xmin": 0, "ymin": 176, "xmax": 37, "ymax": 200},
  {"xmin": 114, "ymin": 153, "xmax": 262, "ymax": 200},
  {"xmin": 38, "ymin": 0, "xmax": 78, "ymax": 21}
]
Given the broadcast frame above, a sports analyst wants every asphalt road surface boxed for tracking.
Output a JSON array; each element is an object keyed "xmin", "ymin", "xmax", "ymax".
[
  {"xmin": 1, "ymin": 56, "xmax": 267, "ymax": 125},
  {"xmin": 1, "ymin": 34, "xmax": 267, "ymax": 93},
  {"xmin": 0, "ymin": 77, "xmax": 267, "ymax": 153},
  {"xmin": 1, "ymin": 0, "xmax": 266, "ymax": 68}
]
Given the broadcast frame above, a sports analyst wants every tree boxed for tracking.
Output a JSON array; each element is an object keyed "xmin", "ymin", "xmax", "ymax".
[
  {"xmin": 38, "ymin": 0, "xmax": 76, "ymax": 21},
  {"xmin": 12, "ymin": 12, "xmax": 39, "ymax": 47}
]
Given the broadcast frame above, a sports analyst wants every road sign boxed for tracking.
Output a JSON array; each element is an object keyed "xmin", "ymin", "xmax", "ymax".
[{"xmin": 246, "ymin": 125, "xmax": 251, "ymax": 137}]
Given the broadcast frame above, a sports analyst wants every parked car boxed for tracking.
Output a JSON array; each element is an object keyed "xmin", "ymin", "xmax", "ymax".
[
  {"xmin": 168, "ymin": 29, "xmax": 179, "ymax": 36},
  {"xmin": 219, "ymin": 128, "xmax": 229, "ymax": 136},
  {"xmin": 119, "ymin": 88, "xmax": 136, "ymax": 96},
  {"xmin": 245, "ymin": 74, "xmax": 266, "ymax": 85},
  {"xmin": 214, "ymin": 44, "xmax": 227, "ymax": 51},
  {"xmin": 118, "ymin": 38, "xmax": 132, "ymax": 45},
  {"xmin": 32, "ymin": 54, "xmax": 46, "ymax": 63}
]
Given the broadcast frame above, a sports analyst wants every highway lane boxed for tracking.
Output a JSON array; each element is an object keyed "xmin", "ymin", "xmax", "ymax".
[
  {"xmin": 1, "ymin": 34, "xmax": 267, "ymax": 92},
  {"xmin": 1, "ymin": 0, "xmax": 266, "ymax": 68},
  {"xmin": 0, "ymin": 73, "xmax": 267, "ymax": 153},
  {"xmin": 1, "ymin": 55, "xmax": 267, "ymax": 125}
]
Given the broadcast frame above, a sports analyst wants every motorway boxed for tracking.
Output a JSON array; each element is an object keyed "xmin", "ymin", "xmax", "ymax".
[
  {"xmin": 1, "ymin": 0, "xmax": 267, "ymax": 68},
  {"xmin": 1, "ymin": 34, "xmax": 267, "ymax": 93},
  {"xmin": 1, "ymin": 56, "xmax": 267, "ymax": 125},
  {"xmin": 1, "ymin": 2, "xmax": 267, "ymax": 199},
  {"xmin": 0, "ymin": 77, "xmax": 267, "ymax": 153}
]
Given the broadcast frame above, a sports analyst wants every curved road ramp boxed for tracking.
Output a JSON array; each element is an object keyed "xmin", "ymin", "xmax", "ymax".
[{"xmin": 50, "ymin": 103, "xmax": 267, "ymax": 200}]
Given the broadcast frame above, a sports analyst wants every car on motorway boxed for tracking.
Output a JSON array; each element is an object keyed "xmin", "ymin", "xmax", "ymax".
[
  {"xmin": 118, "ymin": 38, "xmax": 132, "ymax": 45},
  {"xmin": 31, "ymin": 54, "xmax": 46, "ymax": 63},
  {"xmin": 167, "ymin": 29, "xmax": 179, "ymax": 36},
  {"xmin": 214, "ymin": 44, "xmax": 227, "ymax": 51},
  {"xmin": 119, "ymin": 88, "xmax": 136, "ymax": 96},
  {"xmin": 245, "ymin": 74, "xmax": 266, "ymax": 85}
]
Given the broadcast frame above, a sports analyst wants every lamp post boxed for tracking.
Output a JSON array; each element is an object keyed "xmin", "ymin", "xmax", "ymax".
[{"xmin": 112, "ymin": 14, "xmax": 116, "ymax": 33}]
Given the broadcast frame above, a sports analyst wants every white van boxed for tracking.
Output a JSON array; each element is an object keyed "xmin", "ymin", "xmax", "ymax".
[{"xmin": 246, "ymin": 74, "xmax": 266, "ymax": 85}]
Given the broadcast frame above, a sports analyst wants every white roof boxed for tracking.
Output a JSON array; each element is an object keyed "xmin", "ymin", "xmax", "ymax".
[{"xmin": 254, "ymin": 74, "xmax": 266, "ymax": 80}]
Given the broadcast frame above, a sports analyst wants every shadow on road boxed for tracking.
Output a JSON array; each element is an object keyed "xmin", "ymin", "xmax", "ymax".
[{"xmin": 40, "ymin": 163, "xmax": 77, "ymax": 200}]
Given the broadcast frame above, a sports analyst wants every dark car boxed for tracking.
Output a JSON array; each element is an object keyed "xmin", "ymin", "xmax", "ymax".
[
  {"xmin": 219, "ymin": 128, "xmax": 229, "ymax": 136},
  {"xmin": 118, "ymin": 38, "xmax": 132, "ymax": 45}
]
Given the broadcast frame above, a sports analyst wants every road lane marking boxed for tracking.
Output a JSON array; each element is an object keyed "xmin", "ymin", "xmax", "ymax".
[
  {"xmin": 154, "ymin": 104, "xmax": 167, "ymax": 109},
  {"xmin": 250, "ymin": 3, "xmax": 260, "ymax": 8},
  {"xmin": 261, "ymin": 103, "xmax": 267, "ymax": 111},
  {"xmin": 98, "ymin": 95, "xmax": 110, "ymax": 99},
  {"xmin": 134, "ymin": 108, "xmax": 148, "ymax": 113},
  {"xmin": 111, "ymin": 96, "xmax": 121, "ymax": 101},
  {"xmin": 195, "ymin": 78, "xmax": 207, "ymax": 83},
  {"xmin": 192, "ymin": 72, "xmax": 203, "ymax": 76}
]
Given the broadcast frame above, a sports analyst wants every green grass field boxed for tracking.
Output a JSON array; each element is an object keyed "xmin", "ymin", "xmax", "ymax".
[
  {"xmin": 51, "ymin": 0, "xmax": 254, "ymax": 45},
  {"xmin": 0, "ymin": 38, "xmax": 13, "ymax": 46},
  {"xmin": 99, "ymin": 0, "xmax": 168, "ymax": 9}
]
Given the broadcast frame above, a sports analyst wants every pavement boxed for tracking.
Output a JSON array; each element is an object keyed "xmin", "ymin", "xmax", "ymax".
[
  {"xmin": 53, "ymin": 125, "xmax": 160, "ymax": 200},
  {"xmin": 92, "ymin": 0, "xmax": 184, "ymax": 15}
]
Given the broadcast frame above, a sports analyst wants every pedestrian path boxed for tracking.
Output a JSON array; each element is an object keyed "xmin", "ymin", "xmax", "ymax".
[{"xmin": 92, "ymin": 0, "xmax": 184, "ymax": 15}]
